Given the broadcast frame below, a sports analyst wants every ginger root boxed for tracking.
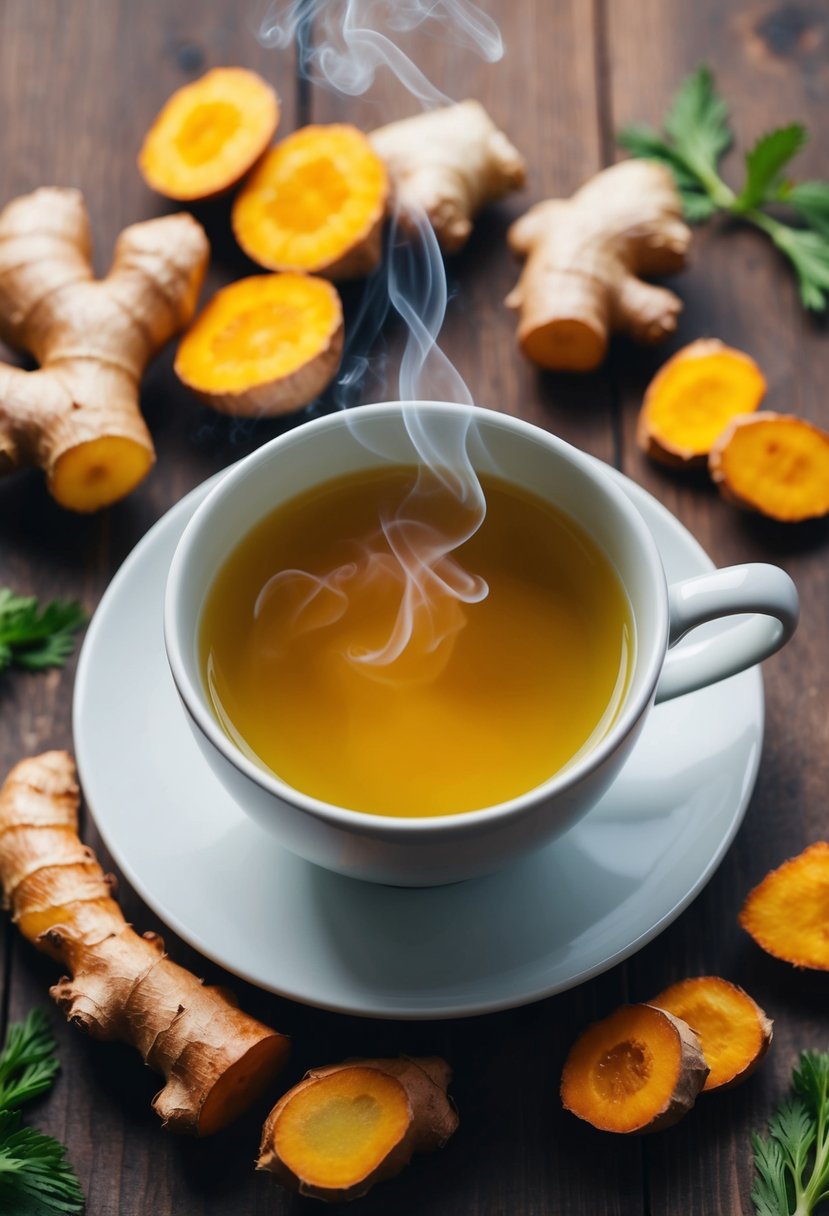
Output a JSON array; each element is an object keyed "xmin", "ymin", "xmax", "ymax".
[
  {"xmin": 257, "ymin": 1056, "xmax": 458, "ymax": 1201},
  {"xmin": 638, "ymin": 339, "xmax": 767, "ymax": 467},
  {"xmin": 560, "ymin": 1003, "xmax": 708, "ymax": 1133},
  {"xmin": 175, "ymin": 273, "xmax": 343, "ymax": 415},
  {"xmin": 369, "ymin": 100, "xmax": 526, "ymax": 254},
  {"xmin": 139, "ymin": 67, "xmax": 280, "ymax": 201},
  {"xmin": 740, "ymin": 842, "xmax": 829, "ymax": 968},
  {"xmin": 0, "ymin": 751, "xmax": 289, "ymax": 1135},
  {"xmin": 233, "ymin": 124, "xmax": 388, "ymax": 280},
  {"xmin": 651, "ymin": 977, "xmax": 773, "ymax": 1091},
  {"xmin": 709, "ymin": 412, "xmax": 829, "ymax": 521},
  {"xmin": 506, "ymin": 160, "xmax": 691, "ymax": 372},
  {"xmin": 0, "ymin": 187, "xmax": 209, "ymax": 511}
]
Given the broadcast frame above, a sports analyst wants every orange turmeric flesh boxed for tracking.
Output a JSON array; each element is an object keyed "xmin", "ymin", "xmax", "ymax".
[
  {"xmin": 652, "ymin": 977, "xmax": 773, "ymax": 1090},
  {"xmin": 709, "ymin": 412, "xmax": 829, "ymax": 521},
  {"xmin": 740, "ymin": 842, "xmax": 829, "ymax": 968},
  {"xmin": 638, "ymin": 339, "xmax": 766, "ymax": 467},
  {"xmin": 560, "ymin": 1004, "xmax": 708, "ymax": 1133},
  {"xmin": 232, "ymin": 124, "xmax": 389, "ymax": 279},
  {"xmin": 139, "ymin": 67, "xmax": 279, "ymax": 200}
]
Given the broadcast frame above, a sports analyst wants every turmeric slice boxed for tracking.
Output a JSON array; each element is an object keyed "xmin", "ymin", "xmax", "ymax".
[
  {"xmin": 174, "ymin": 273, "xmax": 343, "ymax": 416},
  {"xmin": 651, "ymin": 977, "xmax": 773, "ymax": 1091},
  {"xmin": 740, "ymin": 842, "xmax": 829, "ymax": 968},
  {"xmin": 232, "ymin": 124, "xmax": 389, "ymax": 279},
  {"xmin": 709, "ymin": 412, "xmax": 829, "ymax": 521},
  {"xmin": 257, "ymin": 1057, "xmax": 458, "ymax": 1202},
  {"xmin": 638, "ymin": 339, "xmax": 767, "ymax": 467},
  {"xmin": 560, "ymin": 1003, "xmax": 708, "ymax": 1133},
  {"xmin": 139, "ymin": 67, "xmax": 279, "ymax": 201}
]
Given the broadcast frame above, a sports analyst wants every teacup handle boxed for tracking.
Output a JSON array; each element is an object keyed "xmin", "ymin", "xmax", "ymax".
[{"xmin": 655, "ymin": 563, "xmax": 799, "ymax": 704}]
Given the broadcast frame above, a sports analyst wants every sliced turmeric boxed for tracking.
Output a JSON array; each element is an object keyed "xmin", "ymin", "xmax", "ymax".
[
  {"xmin": 651, "ymin": 977, "xmax": 773, "ymax": 1091},
  {"xmin": 709, "ymin": 412, "xmax": 829, "ymax": 521},
  {"xmin": 560, "ymin": 1003, "xmax": 708, "ymax": 1134},
  {"xmin": 638, "ymin": 339, "xmax": 767, "ymax": 467},
  {"xmin": 232, "ymin": 124, "xmax": 389, "ymax": 279},
  {"xmin": 174, "ymin": 273, "xmax": 343, "ymax": 416},
  {"xmin": 138, "ymin": 67, "xmax": 280, "ymax": 201},
  {"xmin": 740, "ymin": 842, "xmax": 829, "ymax": 968},
  {"xmin": 257, "ymin": 1057, "xmax": 458, "ymax": 1202}
]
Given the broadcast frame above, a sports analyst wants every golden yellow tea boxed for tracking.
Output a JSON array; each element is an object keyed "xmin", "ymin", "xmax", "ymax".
[{"xmin": 200, "ymin": 466, "xmax": 633, "ymax": 817}]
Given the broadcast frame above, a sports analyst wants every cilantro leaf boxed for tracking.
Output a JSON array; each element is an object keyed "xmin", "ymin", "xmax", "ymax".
[
  {"xmin": 618, "ymin": 123, "xmax": 719, "ymax": 221},
  {"xmin": 752, "ymin": 1050, "xmax": 829, "ymax": 1215},
  {"xmin": 0, "ymin": 1110, "xmax": 84, "ymax": 1215},
  {"xmin": 663, "ymin": 64, "xmax": 732, "ymax": 181},
  {"xmin": 736, "ymin": 124, "xmax": 808, "ymax": 211},
  {"xmin": 0, "ymin": 591, "xmax": 86, "ymax": 674},
  {"xmin": 765, "ymin": 222, "xmax": 829, "ymax": 311},
  {"xmin": 788, "ymin": 181, "xmax": 829, "ymax": 238},
  {"xmin": 0, "ymin": 1011, "xmax": 60, "ymax": 1113}
]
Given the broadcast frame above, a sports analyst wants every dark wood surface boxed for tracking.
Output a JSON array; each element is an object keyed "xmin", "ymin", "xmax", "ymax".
[{"xmin": 1, "ymin": 2, "xmax": 827, "ymax": 1212}]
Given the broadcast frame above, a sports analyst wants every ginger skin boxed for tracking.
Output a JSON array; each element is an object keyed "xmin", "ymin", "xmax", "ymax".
[
  {"xmin": 0, "ymin": 752, "xmax": 289, "ymax": 1135},
  {"xmin": 0, "ymin": 187, "xmax": 209, "ymax": 511},
  {"xmin": 507, "ymin": 160, "xmax": 691, "ymax": 372}
]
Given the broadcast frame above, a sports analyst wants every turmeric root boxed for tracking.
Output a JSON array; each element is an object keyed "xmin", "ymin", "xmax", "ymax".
[
  {"xmin": 651, "ymin": 977, "xmax": 773, "ymax": 1091},
  {"xmin": 0, "ymin": 187, "xmax": 208, "ymax": 511},
  {"xmin": 232, "ymin": 125, "xmax": 388, "ymax": 280},
  {"xmin": 139, "ymin": 67, "xmax": 280, "ymax": 201},
  {"xmin": 369, "ymin": 100, "xmax": 526, "ymax": 254},
  {"xmin": 257, "ymin": 1057, "xmax": 458, "ymax": 1201},
  {"xmin": 0, "ymin": 752, "xmax": 289, "ymax": 1134},
  {"xmin": 638, "ymin": 339, "xmax": 767, "ymax": 467},
  {"xmin": 506, "ymin": 160, "xmax": 691, "ymax": 372},
  {"xmin": 560, "ymin": 1003, "xmax": 708, "ymax": 1133},
  {"xmin": 709, "ymin": 412, "xmax": 829, "ymax": 521},
  {"xmin": 174, "ymin": 273, "xmax": 343, "ymax": 415},
  {"xmin": 740, "ymin": 842, "xmax": 829, "ymax": 969}
]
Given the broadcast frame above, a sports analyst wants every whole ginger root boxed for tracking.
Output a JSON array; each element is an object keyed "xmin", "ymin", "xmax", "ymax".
[
  {"xmin": 0, "ymin": 187, "xmax": 209, "ymax": 511},
  {"xmin": 506, "ymin": 160, "xmax": 691, "ymax": 372}
]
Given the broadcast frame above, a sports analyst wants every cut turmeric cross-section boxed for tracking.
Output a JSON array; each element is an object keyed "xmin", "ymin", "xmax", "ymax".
[
  {"xmin": 709, "ymin": 412, "xmax": 829, "ymax": 521},
  {"xmin": 232, "ymin": 124, "xmax": 389, "ymax": 279},
  {"xmin": 740, "ymin": 842, "xmax": 829, "ymax": 968}
]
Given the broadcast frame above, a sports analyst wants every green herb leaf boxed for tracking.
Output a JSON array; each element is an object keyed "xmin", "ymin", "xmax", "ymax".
[
  {"xmin": 663, "ymin": 64, "xmax": 732, "ymax": 179},
  {"xmin": 788, "ymin": 181, "xmax": 829, "ymax": 238},
  {"xmin": 736, "ymin": 124, "xmax": 808, "ymax": 211},
  {"xmin": 0, "ymin": 1110, "xmax": 84, "ymax": 1215},
  {"xmin": 767, "ymin": 222, "xmax": 829, "ymax": 311},
  {"xmin": 752, "ymin": 1050, "xmax": 829, "ymax": 1216},
  {"xmin": 0, "ymin": 591, "xmax": 86, "ymax": 674},
  {"xmin": 618, "ymin": 124, "xmax": 719, "ymax": 222},
  {"xmin": 0, "ymin": 1011, "xmax": 60, "ymax": 1113}
]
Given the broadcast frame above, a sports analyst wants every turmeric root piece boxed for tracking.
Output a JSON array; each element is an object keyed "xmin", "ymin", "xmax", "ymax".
[
  {"xmin": 740, "ymin": 842, "xmax": 829, "ymax": 968},
  {"xmin": 139, "ymin": 67, "xmax": 280, "ymax": 201},
  {"xmin": 232, "ymin": 125, "xmax": 388, "ymax": 280},
  {"xmin": 0, "ymin": 187, "xmax": 209, "ymax": 510},
  {"xmin": 507, "ymin": 160, "xmax": 691, "ymax": 372},
  {"xmin": 257, "ymin": 1057, "xmax": 458, "ymax": 1202},
  {"xmin": 369, "ymin": 100, "xmax": 526, "ymax": 254},
  {"xmin": 0, "ymin": 752, "xmax": 290, "ymax": 1135},
  {"xmin": 174, "ymin": 273, "xmax": 343, "ymax": 416},
  {"xmin": 560, "ymin": 1003, "xmax": 708, "ymax": 1133},
  {"xmin": 638, "ymin": 339, "xmax": 767, "ymax": 467},
  {"xmin": 709, "ymin": 412, "xmax": 829, "ymax": 521},
  {"xmin": 651, "ymin": 977, "xmax": 773, "ymax": 1091}
]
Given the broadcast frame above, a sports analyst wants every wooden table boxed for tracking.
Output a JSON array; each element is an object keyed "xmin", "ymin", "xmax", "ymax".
[{"xmin": 1, "ymin": 2, "xmax": 827, "ymax": 1212}]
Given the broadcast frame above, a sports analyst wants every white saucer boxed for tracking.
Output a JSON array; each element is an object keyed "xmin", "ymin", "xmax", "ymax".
[{"xmin": 73, "ymin": 466, "xmax": 763, "ymax": 1020}]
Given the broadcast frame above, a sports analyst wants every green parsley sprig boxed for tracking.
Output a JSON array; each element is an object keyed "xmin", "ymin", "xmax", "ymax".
[
  {"xmin": 619, "ymin": 65, "xmax": 829, "ymax": 311},
  {"xmin": 0, "ymin": 589, "xmax": 86, "ymax": 673},
  {"xmin": 753, "ymin": 1050, "xmax": 829, "ymax": 1216}
]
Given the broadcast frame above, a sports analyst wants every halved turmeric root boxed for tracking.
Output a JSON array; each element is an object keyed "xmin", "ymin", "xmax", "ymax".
[
  {"xmin": 232, "ymin": 124, "xmax": 389, "ymax": 279},
  {"xmin": 637, "ymin": 339, "xmax": 767, "ymax": 467},
  {"xmin": 139, "ymin": 67, "xmax": 279, "ymax": 201},
  {"xmin": 740, "ymin": 842, "xmax": 829, "ymax": 968},
  {"xmin": 709, "ymin": 412, "xmax": 829, "ymax": 521},
  {"xmin": 257, "ymin": 1057, "xmax": 458, "ymax": 1201},
  {"xmin": 174, "ymin": 273, "xmax": 343, "ymax": 415},
  {"xmin": 560, "ymin": 1003, "xmax": 708, "ymax": 1133},
  {"xmin": 651, "ymin": 977, "xmax": 773, "ymax": 1091}
]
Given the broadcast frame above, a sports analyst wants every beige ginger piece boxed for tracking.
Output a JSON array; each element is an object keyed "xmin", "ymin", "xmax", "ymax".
[
  {"xmin": 0, "ymin": 751, "xmax": 289, "ymax": 1135},
  {"xmin": 507, "ymin": 160, "xmax": 691, "ymax": 372},
  {"xmin": 0, "ymin": 187, "xmax": 209, "ymax": 511}
]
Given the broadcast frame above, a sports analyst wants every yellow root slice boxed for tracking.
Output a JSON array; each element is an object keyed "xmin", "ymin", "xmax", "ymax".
[
  {"xmin": 258, "ymin": 1057, "xmax": 458, "ymax": 1202},
  {"xmin": 0, "ymin": 751, "xmax": 290, "ymax": 1135},
  {"xmin": 232, "ymin": 124, "xmax": 388, "ymax": 279},
  {"xmin": 560, "ymin": 1003, "xmax": 708, "ymax": 1133},
  {"xmin": 138, "ymin": 67, "xmax": 280, "ymax": 200},
  {"xmin": 174, "ymin": 273, "xmax": 344, "ymax": 416},
  {"xmin": 709, "ymin": 412, "xmax": 829, "ymax": 521},
  {"xmin": 651, "ymin": 977, "xmax": 773, "ymax": 1090},
  {"xmin": 638, "ymin": 339, "xmax": 767, "ymax": 467},
  {"xmin": 740, "ymin": 842, "xmax": 829, "ymax": 968}
]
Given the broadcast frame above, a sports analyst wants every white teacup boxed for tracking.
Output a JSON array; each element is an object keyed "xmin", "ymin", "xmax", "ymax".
[{"xmin": 164, "ymin": 402, "xmax": 798, "ymax": 887}]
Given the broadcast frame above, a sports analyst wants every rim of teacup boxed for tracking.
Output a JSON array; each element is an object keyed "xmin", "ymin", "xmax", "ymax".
[{"xmin": 164, "ymin": 401, "xmax": 669, "ymax": 839}]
